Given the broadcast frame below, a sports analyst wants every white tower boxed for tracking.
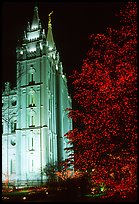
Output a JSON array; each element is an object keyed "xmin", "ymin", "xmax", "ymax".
[{"xmin": 2, "ymin": 6, "xmax": 72, "ymax": 186}]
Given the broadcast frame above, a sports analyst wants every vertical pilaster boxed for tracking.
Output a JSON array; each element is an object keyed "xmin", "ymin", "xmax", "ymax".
[{"xmin": 56, "ymin": 69, "xmax": 63, "ymax": 165}]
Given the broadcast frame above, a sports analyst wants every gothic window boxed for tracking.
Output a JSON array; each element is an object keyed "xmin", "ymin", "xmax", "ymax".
[
  {"xmin": 29, "ymin": 115, "xmax": 35, "ymax": 127},
  {"xmin": 29, "ymin": 94, "xmax": 35, "ymax": 107},
  {"xmin": 50, "ymin": 134, "xmax": 53, "ymax": 153},
  {"xmin": 10, "ymin": 160, "xmax": 16, "ymax": 173},
  {"xmin": 49, "ymin": 116, "xmax": 51, "ymax": 130},
  {"xmin": 29, "ymin": 65, "xmax": 35, "ymax": 85},
  {"xmin": 29, "ymin": 109, "xmax": 35, "ymax": 127},
  {"xmin": 48, "ymin": 78, "xmax": 50, "ymax": 90},
  {"xmin": 32, "ymin": 137, "xmax": 34, "ymax": 149},
  {"xmin": 11, "ymin": 98, "xmax": 17, "ymax": 106},
  {"xmin": 31, "ymin": 73, "xmax": 34, "ymax": 82},
  {"xmin": 48, "ymin": 73, "xmax": 51, "ymax": 90},
  {"xmin": 31, "ymin": 116, "xmax": 34, "ymax": 126},
  {"xmin": 28, "ymin": 89, "xmax": 35, "ymax": 107},
  {"xmin": 29, "ymin": 72, "xmax": 35, "ymax": 84},
  {"xmin": 12, "ymin": 101, "xmax": 16, "ymax": 106},
  {"xmin": 11, "ymin": 120, "xmax": 16, "ymax": 133},
  {"xmin": 28, "ymin": 130, "xmax": 35, "ymax": 152},
  {"xmin": 11, "ymin": 138, "xmax": 16, "ymax": 146},
  {"xmin": 49, "ymin": 98, "xmax": 51, "ymax": 112}
]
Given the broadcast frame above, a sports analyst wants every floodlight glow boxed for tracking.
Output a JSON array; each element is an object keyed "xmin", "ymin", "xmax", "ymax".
[
  {"xmin": 48, "ymin": 46, "xmax": 53, "ymax": 51},
  {"xmin": 27, "ymin": 44, "xmax": 36, "ymax": 52},
  {"xmin": 31, "ymin": 24, "xmax": 38, "ymax": 30},
  {"xmin": 29, "ymin": 48, "xmax": 36, "ymax": 52},
  {"xmin": 27, "ymin": 31, "xmax": 39, "ymax": 41}
]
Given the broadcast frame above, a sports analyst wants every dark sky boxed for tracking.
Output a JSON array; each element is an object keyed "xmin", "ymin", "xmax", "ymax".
[{"xmin": 2, "ymin": 2, "xmax": 124, "ymax": 92}]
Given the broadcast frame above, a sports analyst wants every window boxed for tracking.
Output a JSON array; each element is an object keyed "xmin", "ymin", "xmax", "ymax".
[
  {"xmin": 28, "ymin": 89, "xmax": 35, "ymax": 107},
  {"xmin": 29, "ymin": 73, "xmax": 35, "ymax": 85},
  {"xmin": 11, "ymin": 139, "xmax": 16, "ymax": 146},
  {"xmin": 49, "ymin": 98, "xmax": 51, "ymax": 112},
  {"xmin": 49, "ymin": 117, "xmax": 51, "ymax": 129},
  {"xmin": 29, "ymin": 109, "xmax": 35, "ymax": 127},
  {"xmin": 10, "ymin": 160, "xmax": 16, "ymax": 173},
  {"xmin": 31, "ymin": 95, "xmax": 34, "ymax": 105},
  {"xmin": 11, "ymin": 100, "xmax": 16, "ymax": 106},
  {"xmin": 28, "ymin": 131, "xmax": 35, "ymax": 151},
  {"xmin": 31, "ymin": 115, "xmax": 35, "ymax": 126},
  {"xmin": 11, "ymin": 120, "xmax": 16, "ymax": 133},
  {"xmin": 29, "ymin": 95, "xmax": 35, "ymax": 107},
  {"xmin": 31, "ymin": 73, "xmax": 34, "ymax": 82},
  {"xmin": 29, "ymin": 115, "xmax": 35, "ymax": 127},
  {"xmin": 11, "ymin": 97, "xmax": 17, "ymax": 106},
  {"xmin": 50, "ymin": 135, "xmax": 52, "ymax": 152},
  {"xmin": 29, "ymin": 65, "xmax": 35, "ymax": 84},
  {"xmin": 32, "ymin": 137, "xmax": 34, "ymax": 149}
]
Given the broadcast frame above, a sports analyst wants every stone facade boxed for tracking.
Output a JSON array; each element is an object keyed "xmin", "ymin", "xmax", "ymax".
[{"xmin": 2, "ymin": 6, "xmax": 72, "ymax": 186}]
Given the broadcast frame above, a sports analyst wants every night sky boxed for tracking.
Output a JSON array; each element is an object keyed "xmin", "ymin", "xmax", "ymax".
[{"xmin": 2, "ymin": 2, "xmax": 124, "ymax": 93}]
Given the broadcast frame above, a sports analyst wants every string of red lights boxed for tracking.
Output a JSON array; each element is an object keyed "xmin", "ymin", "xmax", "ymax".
[{"xmin": 65, "ymin": 2, "xmax": 137, "ymax": 198}]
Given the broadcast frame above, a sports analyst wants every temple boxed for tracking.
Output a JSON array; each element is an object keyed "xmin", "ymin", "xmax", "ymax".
[{"xmin": 2, "ymin": 6, "xmax": 72, "ymax": 187}]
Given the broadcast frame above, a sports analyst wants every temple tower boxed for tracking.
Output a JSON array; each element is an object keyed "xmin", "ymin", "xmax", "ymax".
[{"xmin": 2, "ymin": 5, "xmax": 72, "ymax": 186}]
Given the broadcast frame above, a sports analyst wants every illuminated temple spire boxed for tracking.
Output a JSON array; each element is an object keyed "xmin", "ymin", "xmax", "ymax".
[
  {"xmin": 31, "ymin": 5, "xmax": 40, "ymax": 30},
  {"xmin": 2, "ymin": 3, "xmax": 73, "ymax": 186},
  {"xmin": 46, "ymin": 11, "xmax": 55, "ymax": 50}
]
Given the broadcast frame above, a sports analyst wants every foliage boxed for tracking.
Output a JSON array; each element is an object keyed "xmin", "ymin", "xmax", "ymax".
[
  {"xmin": 65, "ymin": 2, "xmax": 137, "ymax": 198},
  {"xmin": 42, "ymin": 162, "xmax": 58, "ymax": 182},
  {"xmin": 55, "ymin": 169, "xmax": 82, "ymax": 181}
]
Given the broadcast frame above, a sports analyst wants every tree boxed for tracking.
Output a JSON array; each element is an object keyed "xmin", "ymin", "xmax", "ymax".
[
  {"xmin": 65, "ymin": 2, "xmax": 137, "ymax": 198},
  {"xmin": 42, "ymin": 162, "xmax": 59, "ymax": 182}
]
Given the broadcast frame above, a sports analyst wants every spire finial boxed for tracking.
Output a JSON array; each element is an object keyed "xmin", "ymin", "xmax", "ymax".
[
  {"xmin": 48, "ymin": 11, "xmax": 53, "ymax": 26},
  {"xmin": 31, "ymin": 4, "xmax": 40, "ymax": 30},
  {"xmin": 47, "ymin": 11, "xmax": 55, "ymax": 50}
]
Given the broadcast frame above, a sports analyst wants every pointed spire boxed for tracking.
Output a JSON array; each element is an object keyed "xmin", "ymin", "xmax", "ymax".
[
  {"xmin": 46, "ymin": 11, "xmax": 55, "ymax": 50},
  {"xmin": 31, "ymin": 5, "xmax": 40, "ymax": 30}
]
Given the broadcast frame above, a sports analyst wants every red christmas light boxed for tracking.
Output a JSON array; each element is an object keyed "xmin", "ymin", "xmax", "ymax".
[{"xmin": 65, "ymin": 2, "xmax": 137, "ymax": 198}]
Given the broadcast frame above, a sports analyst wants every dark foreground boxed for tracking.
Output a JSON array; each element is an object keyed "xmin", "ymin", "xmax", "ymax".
[{"xmin": 2, "ymin": 188, "xmax": 137, "ymax": 203}]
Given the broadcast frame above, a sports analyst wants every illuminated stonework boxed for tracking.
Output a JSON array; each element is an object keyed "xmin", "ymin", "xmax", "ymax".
[{"xmin": 2, "ymin": 6, "xmax": 72, "ymax": 186}]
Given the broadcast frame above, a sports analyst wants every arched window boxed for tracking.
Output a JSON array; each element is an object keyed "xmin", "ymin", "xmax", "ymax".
[
  {"xmin": 49, "ymin": 134, "xmax": 53, "ymax": 153},
  {"xmin": 28, "ymin": 131, "xmax": 34, "ymax": 150},
  {"xmin": 28, "ymin": 109, "xmax": 36, "ymax": 127},
  {"xmin": 28, "ymin": 88, "xmax": 35, "ymax": 107},
  {"xmin": 11, "ymin": 119, "xmax": 16, "ymax": 133},
  {"xmin": 11, "ymin": 97, "xmax": 17, "ymax": 106},
  {"xmin": 29, "ymin": 65, "xmax": 35, "ymax": 85},
  {"xmin": 10, "ymin": 160, "xmax": 16, "ymax": 173}
]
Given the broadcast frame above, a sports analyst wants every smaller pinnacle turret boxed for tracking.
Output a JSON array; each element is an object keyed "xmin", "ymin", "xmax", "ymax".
[{"xmin": 31, "ymin": 6, "xmax": 40, "ymax": 30}]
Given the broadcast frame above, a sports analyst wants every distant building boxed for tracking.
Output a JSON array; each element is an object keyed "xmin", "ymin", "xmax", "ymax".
[{"xmin": 2, "ymin": 6, "xmax": 72, "ymax": 186}]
